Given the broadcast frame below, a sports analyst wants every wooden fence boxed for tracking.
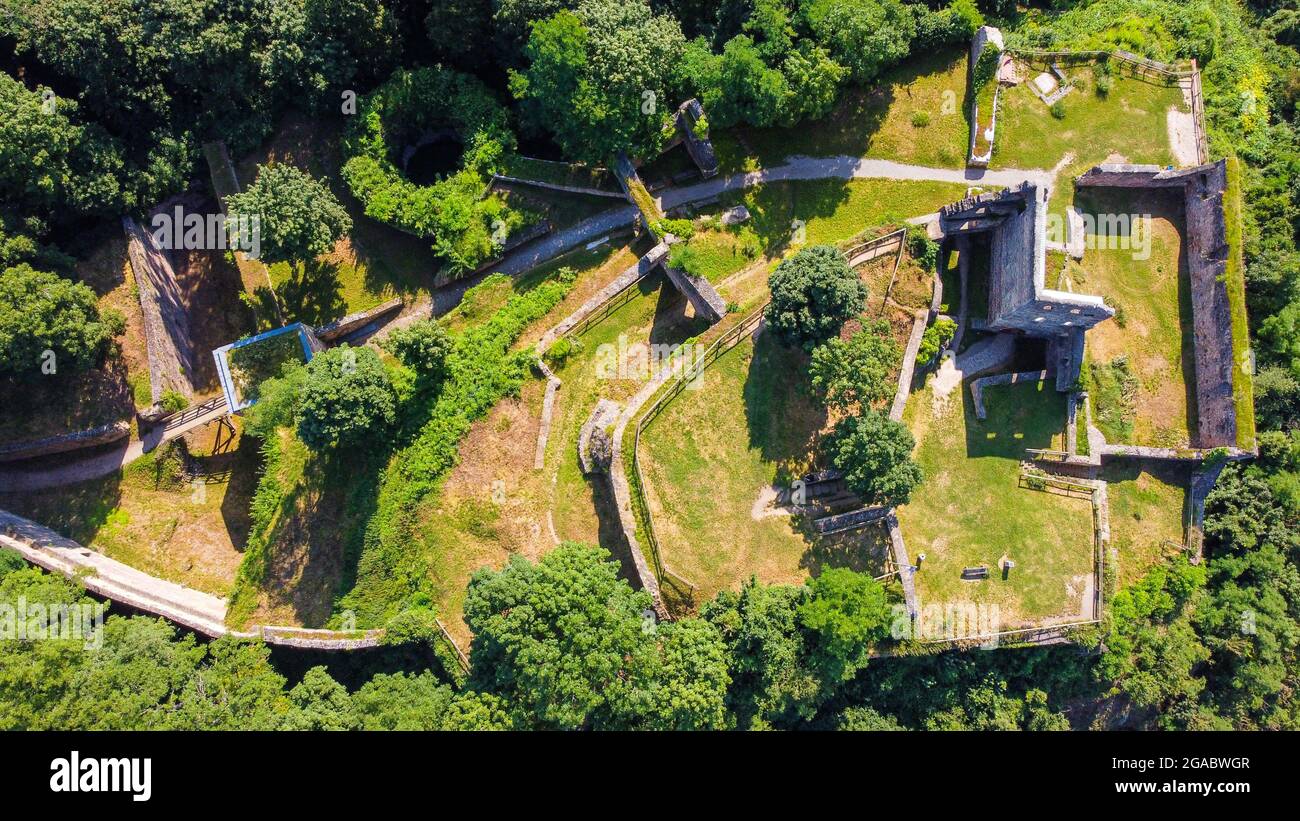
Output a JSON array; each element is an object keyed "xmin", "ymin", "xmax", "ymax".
[
  {"xmin": 1008, "ymin": 48, "xmax": 1195, "ymax": 81},
  {"xmin": 627, "ymin": 303, "xmax": 770, "ymax": 608}
]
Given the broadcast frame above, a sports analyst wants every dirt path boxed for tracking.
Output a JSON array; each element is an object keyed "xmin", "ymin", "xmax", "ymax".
[{"xmin": 0, "ymin": 401, "xmax": 228, "ymax": 492}]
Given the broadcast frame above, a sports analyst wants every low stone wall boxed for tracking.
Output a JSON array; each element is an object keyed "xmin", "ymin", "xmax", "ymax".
[
  {"xmin": 533, "ymin": 358, "xmax": 561, "ymax": 471},
  {"xmin": 0, "ymin": 508, "xmax": 390, "ymax": 650},
  {"xmin": 886, "ymin": 513, "xmax": 919, "ymax": 621},
  {"xmin": 490, "ymin": 174, "xmax": 628, "ymax": 200},
  {"xmin": 314, "ymin": 298, "xmax": 404, "ymax": 342},
  {"xmin": 889, "ymin": 311, "xmax": 929, "ymax": 421},
  {"xmin": 0, "ymin": 420, "xmax": 130, "ymax": 463},
  {"xmin": 969, "ymin": 369, "xmax": 1053, "ymax": 420}
]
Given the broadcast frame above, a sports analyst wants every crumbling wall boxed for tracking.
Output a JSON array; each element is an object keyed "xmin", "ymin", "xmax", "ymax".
[{"xmin": 1076, "ymin": 160, "xmax": 1237, "ymax": 447}]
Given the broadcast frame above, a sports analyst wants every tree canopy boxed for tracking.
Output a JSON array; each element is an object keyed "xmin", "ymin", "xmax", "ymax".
[
  {"xmin": 809, "ymin": 320, "xmax": 901, "ymax": 411},
  {"xmin": 827, "ymin": 410, "xmax": 923, "ymax": 506},
  {"xmin": 0, "ymin": 264, "xmax": 123, "ymax": 382},
  {"xmin": 764, "ymin": 245, "xmax": 867, "ymax": 351},
  {"xmin": 227, "ymin": 164, "xmax": 352, "ymax": 265},
  {"xmin": 295, "ymin": 345, "xmax": 398, "ymax": 451}
]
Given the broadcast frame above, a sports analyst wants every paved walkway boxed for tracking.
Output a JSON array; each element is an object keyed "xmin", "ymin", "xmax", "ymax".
[{"xmin": 658, "ymin": 155, "xmax": 1053, "ymax": 211}]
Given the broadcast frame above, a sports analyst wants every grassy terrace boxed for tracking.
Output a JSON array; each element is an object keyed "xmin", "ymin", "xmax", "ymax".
[
  {"xmin": 0, "ymin": 426, "xmax": 257, "ymax": 597},
  {"xmin": 637, "ymin": 330, "xmax": 897, "ymax": 605},
  {"xmin": 900, "ymin": 380, "xmax": 1095, "ymax": 627},
  {"xmin": 1076, "ymin": 186, "xmax": 1194, "ymax": 447},
  {"xmin": 633, "ymin": 238, "xmax": 932, "ymax": 607},
  {"xmin": 712, "ymin": 49, "xmax": 970, "ymax": 173},
  {"xmin": 993, "ymin": 62, "xmax": 1183, "ymax": 174},
  {"xmin": 1102, "ymin": 460, "xmax": 1190, "ymax": 588},
  {"xmin": 412, "ymin": 248, "xmax": 709, "ymax": 647}
]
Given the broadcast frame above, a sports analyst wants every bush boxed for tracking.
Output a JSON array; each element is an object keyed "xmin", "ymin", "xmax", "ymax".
[
  {"xmin": 383, "ymin": 319, "xmax": 451, "ymax": 381},
  {"xmin": 910, "ymin": 111, "xmax": 930, "ymax": 128},
  {"xmin": 1049, "ymin": 100, "xmax": 1067, "ymax": 119},
  {"xmin": 654, "ymin": 218, "xmax": 696, "ymax": 240},
  {"xmin": 295, "ymin": 345, "xmax": 397, "ymax": 451},
  {"xmin": 827, "ymin": 410, "xmax": 923, "ymax": 506},
  {"xmin": 159, "ymin": 390, "xmax": 188, "ymax": 413},
  {"xmin": 917, "ymin": 317, "xmax": 957, "ymax": 365},
  {"xmin": 1095, "ymin": 75, "xmax": 1113, "ymax": 97},
  {"xmin": 906, "ymin": 224, "xmax": 939, "ymax": 271},
  {"xmin": 0, "ymin": 264, "xmax": 120, "ymax": 381},
  {"xmin": 764, "ymin": 245, "xmax": 867, "ymax": 352}
]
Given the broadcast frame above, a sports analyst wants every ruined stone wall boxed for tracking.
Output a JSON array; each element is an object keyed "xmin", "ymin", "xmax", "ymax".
[{"xmin": 1076, "ymin": 160, "xmax": 1237, "ymax": 447}]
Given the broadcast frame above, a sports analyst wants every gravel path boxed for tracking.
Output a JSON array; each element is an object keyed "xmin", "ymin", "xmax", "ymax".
[{"xmin": 658, "ymin": 155, "xmax": 1053, "ymax": 211}]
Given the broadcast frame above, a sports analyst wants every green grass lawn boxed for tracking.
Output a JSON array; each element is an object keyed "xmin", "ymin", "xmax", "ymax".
[
  {"xmin": 411, "ymin": 266, "xmax": 709, "ymax": 647},
  {"xmin": 668, "ymin": 224, "xmax": 762, "ymax": 283},
  {"xmin": 637, "ymin": 330, "xmax": 895, "ymax": 605},
  {"xmin": 1075, "ymin": 187, "xmax": 1194, "ymax": 447},
  {"xmin": 994, "ymin": 63, "xmax": 1184, "ymax": 173},
  {"xmin": 720, "ymin": 178, "xmax": 971, "ymax": 257},
  {"xmin": 900, "ymin": 380, "xmax": 1096, "ymax": 627},
  {"xmin": 1102, "ymin": 460, "xmax": 1189, "ymax": 588},
  {"xmin": 713, "ymin": 48, "xmax": 970, "ymax": 173},
  {"xmin": 0, "ymin": 431, "xmax": 259, "ymax": 598}
]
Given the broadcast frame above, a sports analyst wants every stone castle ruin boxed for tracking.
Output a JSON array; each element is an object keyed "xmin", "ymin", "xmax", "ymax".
[
  {"xmin": 939, "ymin": 183, "xmax": 1112, "ymax": 391},
  {"xmin": 1074, "ymin": 160, "xmax": 1237, "ymax": 449},
  {"xmin": 936, "ymin": 159, "xmax": 1240, "ymax": 450}
]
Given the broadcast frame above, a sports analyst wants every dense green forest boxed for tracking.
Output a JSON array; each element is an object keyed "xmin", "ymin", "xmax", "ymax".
[{"xmin": 2, "ymin": 0, "xmax": 1300, "ymax": 730}]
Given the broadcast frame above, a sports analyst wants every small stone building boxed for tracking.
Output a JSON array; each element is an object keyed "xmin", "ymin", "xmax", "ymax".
[
  {"xmin": 939, "ymin": 183, "xmax": 1113, "ymax": 388},
  {"xmin": 935, "ymin": 159, "xmax": 1241, "ymax": 449}
]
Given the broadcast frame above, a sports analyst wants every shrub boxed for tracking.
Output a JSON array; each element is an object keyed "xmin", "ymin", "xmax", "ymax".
[
  {"xmin": 159, "ymin": 390, "xmax": 188, "ymax": 413},
  {"xmin": 295, "ymin": 345, "xmax": 397, "ymax": 451},
  {"xmin": 910, "ymin": 111, "xmax": 930, "ymax": 128},
  {"xmin": 1050, "ymin": 100, "xmax": 1067, "ymax": 119},
  {"xmin": 654, "ymin": 218, "xmax": 696, "ymax": 240},
  {"xmin": 764, "ymin": 245, "xmax": 867, "ymax": 351},
  {"xmin": 917, "ymin": 317, "xmax": 957, "ymax": 365},
  {"xmin": 906, "ymin": 224, "xmax": 939, "ymax": 271},
  {"xmin": 1095, "ymin": 75, "xmax": 1113, "ymax": 97},
  {"xmin": 383, "ymin": 319, "xmax": 452, "ymax": 381}
]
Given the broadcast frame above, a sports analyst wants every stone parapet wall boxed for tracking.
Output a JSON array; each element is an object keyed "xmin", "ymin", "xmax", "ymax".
[
  {"xmin": 1077, "ymin": 160, "xmax": 1238, "ymax": 447},
  {"xmin": 314, "ymin": 298, "xmax": 404, "ymax": 342},
  {"xmin": 0, "ymin": 420, "xmax": 130, "ymax": 463}
]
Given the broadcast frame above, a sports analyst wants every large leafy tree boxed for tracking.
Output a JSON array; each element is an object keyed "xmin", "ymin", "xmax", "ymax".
[
  {"xmin": 280, "ymin": 666, "xmax": 360, "ymax": 730},
  {"xmin": 798, "ymin": 568, "xmax": 893, "ymax": 682},
  {"xmin": 510, "ymin": 0, "xmax": 687, "ymax": 163},
  {"xmin": 703, "ymin": 578, "xmax": 821, "ymax": 729},
  {"xmin": 827, "ymin": 410, "xmax": 923, "ymax": 506},
  {"xmin": 227, "ymin": 163, "xmax": 352, "ymax": 265},
  {"xmin": 464, "ymin": 542, "xmax": 729, "ymax": 729},
  {"xmin": 295, "ymin": 345, "xmax": 397, "ymax": 452},
  {"xmin": 0, "ymin": 74, "xmax": 124, "ymax": 218},
  {"xmin": 804, "ymin": 0, "xmax": 916, "ymax": 85},
  {"xmin": 765, "ymin": 245, "xmax": 867, "ymax": 351},
  {"xmin": 0, "ymin": 264, "xmax": 123, "ymax": 382},
  {"xmin": 809, "ymin": 320, "xmax": 901, "ymax": 411}
]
